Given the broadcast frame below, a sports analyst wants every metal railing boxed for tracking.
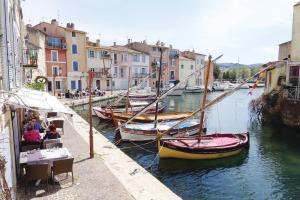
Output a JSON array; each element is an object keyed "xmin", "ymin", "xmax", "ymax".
[
  {"xmin": 286, "ymin": 86, "xmax": 300, "ymax": 100},
  {"xmin": 22, "ymin": 49, "xmax": 38, "ymax": 68},
  {"xmin": 132, "ymin": 73, "xmax": 149, "ymax": 78}
]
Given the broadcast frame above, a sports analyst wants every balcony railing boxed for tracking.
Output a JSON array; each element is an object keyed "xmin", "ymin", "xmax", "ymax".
[
  {"xmin": 132, "ymin": 73, "xmax": 149, "ymax": 78},
  {"xmin": 285, "ymin": 86, "xmax": 300, "ymax": 100},
  {"xmin": 22, "ymin": 49, "xmax": 38, "ymax": 68}
]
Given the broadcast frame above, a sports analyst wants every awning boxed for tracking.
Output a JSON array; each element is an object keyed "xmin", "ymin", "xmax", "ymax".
[{"xmin": 5, "ymin": 88, "xmax": 74, "ymax": 115}]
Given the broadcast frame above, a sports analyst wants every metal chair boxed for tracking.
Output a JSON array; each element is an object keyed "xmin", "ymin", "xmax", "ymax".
[
  {"xmin": 24, "ymin": 164, "xmax": 49, "ymax": 194},
  {"xmin": 50, "ymin": 120, "xmax": 64, "ymax": 134},
  {"xmin": 21, "ymin": 144, "xmax": 40, "ymax": 152},
  {"xmin": 43, "ymin": 139, "xmax": 61, "ymax": 149},
  {"xmin": 45, "ymin": 142, "xmax": 63, "ymax": 149},
  {"xmin": 52, "ymin": 158, "xmax": 74, "ymax": 186}
]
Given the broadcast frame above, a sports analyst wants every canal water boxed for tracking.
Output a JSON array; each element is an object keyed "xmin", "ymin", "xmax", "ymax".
[{"xmin": 73, "ymin": 88, "xmax": 300, "ymax": 200}]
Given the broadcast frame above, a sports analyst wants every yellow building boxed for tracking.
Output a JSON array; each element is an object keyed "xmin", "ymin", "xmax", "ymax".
[
  {"xmin": 65, "ymin": 23, "xmax": 87, "ymax": 91},
  {"xmin": 179, "ymin": 56, "xmax": 196, "ymax": 86}
]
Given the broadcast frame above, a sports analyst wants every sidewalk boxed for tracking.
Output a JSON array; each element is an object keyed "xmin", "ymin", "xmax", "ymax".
[
  {"xmin": 60, "ymin": 90, "xmax": 125, "ymax": 107},
  {"xmin": 16, "ymin": 116, "xmax": 134, "ymax": 200}
]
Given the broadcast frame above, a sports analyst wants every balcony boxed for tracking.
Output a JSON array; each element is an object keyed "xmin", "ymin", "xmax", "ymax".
[
  {"xmin": 93, "ymin": 69, "xmax": 112, "ymax": 79},
  {"xmin": 132, "ymin": 73, "xmax": 149, "ymax": 78},
  {"xmin": 46, "ymin": 37, "xmax": 67, "ymax": 49},
  {"xmin": 285, "ymin": 86, "xmax": 300, "ymax": 100},
  {"xmin": 22, "ymin": 49, "xmax": 38, "ymax": 68}
]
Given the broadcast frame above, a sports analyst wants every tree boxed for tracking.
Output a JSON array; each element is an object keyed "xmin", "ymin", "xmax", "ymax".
[
  {"xmin": 25, "ymin": 82, "xmax": 45, "ymax": 91},
  {"xmin": 214, "ymin": 65, "xmax": 221, "ymax": 79}
]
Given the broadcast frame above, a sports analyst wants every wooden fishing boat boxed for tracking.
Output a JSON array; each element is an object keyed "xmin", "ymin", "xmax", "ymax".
[
  {"xmin": 158, "ymin": 133, "xmax": 249, "ymax": 159},
  {"xmin": 120, "ymin": 119, "xmax": 199, "ymax": 142},
  {"xmin": 185, "ymin": 86, "xmax": 204, "ymax": 93},
  {"xmin": 93, "ymin": 102, "xmax": 166, "ymax": 120},
  {"xmin": 158, "ymin": 55, "xmax": 250, "ymax": 160},
  {"xmin": 112, "ymin": 112, "xmax": 193, "ymax": 125}
]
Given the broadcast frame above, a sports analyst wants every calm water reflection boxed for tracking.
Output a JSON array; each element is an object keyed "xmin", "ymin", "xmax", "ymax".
[{"xmin": 74, "ymin": 88, "xmax": 300, "ymax": 200}]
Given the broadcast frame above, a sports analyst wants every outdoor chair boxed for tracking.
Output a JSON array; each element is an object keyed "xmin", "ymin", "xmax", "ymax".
[
  {"xmin": 45, "ymin": 142, "xmax": 63, "ymax": 149},
  {"xmin": 43, "ymin": 139, "xmax": 61, "ymax": 149},
  {"xmin": 24, "ymin": 164, "xmax": 49, "ymax": 194},
  {"xmin": 52, "ymin": 158, "xmax": 74, "ymax": 186},
  {"xmin": 50, "ymin": 120, "xmax": 64, "ymax": 134},
  {"xmin": 21, "ymin": 144, "xmax": 40, "ymax": 152}
]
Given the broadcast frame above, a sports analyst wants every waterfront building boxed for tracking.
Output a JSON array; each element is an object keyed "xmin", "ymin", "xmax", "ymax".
[
  {"xmin": 0, "ymin": 0, "xmax": 26, "ymax": 91},
  {"xmin": 178, "ymin": 56, "xmax": 196, "ymax": 86},
  {"xmin": 64, "ymin": 23, "xmax": 87, "ymax": 92},
  {"xmin": 126, "ymin": 40, "xmax": 170, "ymax": 89},
  {"xmin": 34, "ymin": 20, "xmax": 68, "ymax": 95},
  {"xmin": 0, "ymin": 0, "xmax": 27, "ymax": 197},
  {"xmin": 25, "ymin": 25, "xmax": 47, "ymax": 82},
  {"xmin": 86, "ymin": 39, "xmax": 113, "ymax": 91},
  {"xmin": 181, "ymin": 50, "xmax": 206, "ymax": 87},
  {"xmin": 169, "ymin": 49, "xmax": 180, "ymax": 86},
  {"xmin": 113, "ymin": 44, "xmax": 150, "ymax": 89}
]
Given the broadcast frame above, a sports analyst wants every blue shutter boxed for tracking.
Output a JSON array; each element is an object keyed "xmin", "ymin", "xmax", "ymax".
[
  {"xmin": 72, "ymin": 45, "xmax": 77, "ymax": 54},
  {"xmin": 78, "ymin": 80, "xmax": 82, "ymax": 91},
  {"xmin": 73, "ymin": 61, "xmax": 78, "ymax": 71},
  {"xmin": 71, "ymin": 80, "xmax": 76, "ymax": 90}
]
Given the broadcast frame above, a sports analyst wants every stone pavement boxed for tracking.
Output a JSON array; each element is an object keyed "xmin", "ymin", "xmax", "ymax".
[{"xmin": 16, "ymin": 115, "xmax": 135, "ymax": 200}]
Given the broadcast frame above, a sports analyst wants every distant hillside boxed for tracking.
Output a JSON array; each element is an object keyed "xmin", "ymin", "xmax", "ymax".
[{"xmin": 217, "ymin": 63, "xmax": 263, "ymax": 69}]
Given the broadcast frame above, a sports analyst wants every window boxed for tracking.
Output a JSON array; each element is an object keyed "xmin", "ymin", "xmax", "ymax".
[
  {"xmin": 124, "ymin": 54, "xmax": 127, "ymax": 62},
  {"xmin": 78, "ymin": 80, "xmax": 82, "ymax": 91},
  {"xmin": 142, "ymin": 55, "xmax": 145, "ymax": 63},
  {"xmin": 51, "ymin": 50, "xmax": 58, "ymax": 62},
  {"xmin": 171, "ymin": 59, "xmax": 176, "ymax": 66},
  {"xmin": 112, "ymin": 81, "xmax": 115, "ymax": 87},
  {"xmin": 191, "ymin": 65, "xmax": 194, "ymax": 70},
  {"xmin": 152, "ymin": 47, "xmax": 156, "ymax": 51},
  {"xmin": 43, "ymin": 27, "xmax": 46, "ymax": 32},
  {"xmin": 71, "ymin": 80, "xmax": 76, "ymax": 90},
  {"xmin": 181, "ymin": 64, "xmax": 184, "ymax": 69},
  {"xmin": 135, "ymin": 80, "xmax": 138, "ymax": 86},
  {"xmin": 170, "ymin": 71, "xmax": 175, "ymax": 80},
  {"xmin": 73, "ymin": 61, "xmax": 79, "ymax": 71},
  {"xmin": 55, "ymin": 81, "xmax": 61, "ymax": 90},
  {"xmin": 72, "ymin": 44, "xmax": 77, "ymax": 54},
  {"xmin": 106, "ymin": 80, "xmax": 110, "ymax": 87},
  {"xmin": 133, "ymin": 55, "xmax": 140, "ymax": 62},
  {"xmin": 197, "ymin": 59, "xmax": 200, "ymax": 64},
  {"xmin": 141, "ymin": 68, "xmax": 146, "ymax": 74},
  {"xmin": 90, "ymin": 68, "xmax": 95, "ymax": 72},
  {"xmin": 120, "ymin": 68, "xmax": 124, "ymax": 78},
  {"xmin": 114, "ymin": 54, "xmax": 117, "ymax": 64},
  {"xmin": 48, "ymin": 37, "xmax": 62, "ymax": 48},
  {"xmin": 52, "ymin": 66, "xmax": 61, "ymax": 76},
  {"xmin": 72, "ymin": 31, "xmax": 76, "ymax": 37},
  {"xmin": 89, "ymin": 50, "xmax": 95, "ymax": 58},
  {"xmin": 114, "ymin": 67, "xmax": 118, "ymax": 77},
  {"xmin": 201, "ymin": 59, "xmax": 204, "ymax": 64}
]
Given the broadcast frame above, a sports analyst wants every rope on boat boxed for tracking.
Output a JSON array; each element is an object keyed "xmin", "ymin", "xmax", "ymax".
[
  {"xmin": 145, "ymin": 140, "xmax": 165, "ymax": 170},
  {"xmin": 155, "ymin": 61, "xmax": 285, "ymax": 140}
]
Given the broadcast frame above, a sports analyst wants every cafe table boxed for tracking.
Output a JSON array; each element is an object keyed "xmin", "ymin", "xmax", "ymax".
[{"xmin": 20, "ymin": 147, "xmax": 71, "ymax": 165}]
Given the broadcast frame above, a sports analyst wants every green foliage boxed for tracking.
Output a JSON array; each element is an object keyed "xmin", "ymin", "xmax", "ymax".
[
  {"xmin": 221, "ymin": 66, "xmax": 252, "ymax": 80},
  {"xmin": 25, "ymin": 82, "xmax": 45, "ymax": 91},
  {"xmin": 214, "ymin": 65, "xmax": 222, "ymax": 79}
]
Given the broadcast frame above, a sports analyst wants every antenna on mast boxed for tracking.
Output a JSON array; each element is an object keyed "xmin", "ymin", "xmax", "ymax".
[{"xmin": 57, "ymin": 9, "xmax": 60, "ymax": 21}]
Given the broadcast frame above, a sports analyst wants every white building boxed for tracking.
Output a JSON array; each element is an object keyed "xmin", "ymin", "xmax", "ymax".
[{"xmin": 0, "ymin": 0, "xmax": 25, "ymax": 91}]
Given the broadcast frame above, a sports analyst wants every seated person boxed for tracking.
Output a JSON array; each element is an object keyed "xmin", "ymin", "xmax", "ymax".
[
  {"xmin": 43, "ymin": 124, "xmax": 61, "ymax": 140},
  {"xmin": 25, "ymin": 117, "xmax": 44, "ymax": 133},
  {"xmin": 23, "ymin": 125, "xmax": 41, "ymax": 142}
]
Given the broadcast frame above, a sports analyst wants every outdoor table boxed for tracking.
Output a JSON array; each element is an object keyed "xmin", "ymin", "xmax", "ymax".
[{"xmin": 20, "ymin": 147, "xmax": 71, "ymax": 164}]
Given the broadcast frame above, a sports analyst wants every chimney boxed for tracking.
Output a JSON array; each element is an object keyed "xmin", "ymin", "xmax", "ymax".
[
  {"xmin": 86, "ymin": 37, "xmax": 89, "ymax": 42},
  {"xmin": 113, "ymin": 41, "xmax": 116, "ymax": 46},
  {"xmin": 156, "ymin": 40, "xmax": 160, "ymax": 46},
  {"xmin": 51, "ymin": 19, "xmax": 58, "ymax": 25},
  {"xmin": 143, "ymin": 40, "xmax": 147, "ymax": 44},
  {"xmin": 70, "ymin": 23, "xmax": 75, "ymax": 29},
  {"xmin": 127, "ymin": 38, "xmax": 131, "ymax": 44},
  {"xmin": 161, "ymin": 42, "xmax": 165, "ymax": 47},
  {"xmin": 96, "ymin": 39, "xmax": 100, "ymax": 47},
  {"xmin": 66, "ymin": 23, "xmax": 71, "ymax": 28},
  {"xmin": 169, "ymin": 44, "xmax": 173, "ymax": 49}
]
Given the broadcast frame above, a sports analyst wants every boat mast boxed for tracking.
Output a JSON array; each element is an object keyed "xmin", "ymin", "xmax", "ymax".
[
  {"xmin": 198, "ymin": 55, "xmax": 212, "ymax": 138},
  {"xmin": 154, "ymin": 47, "xmax": 164, "ymax": 128},
  {"xmin": 125, "ymin": 66, "xmax": 132, "ymax": 113}
]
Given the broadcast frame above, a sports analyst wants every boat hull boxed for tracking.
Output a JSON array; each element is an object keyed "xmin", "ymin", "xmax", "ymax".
[
  {"xmin": 159, "ymin": 133, "xmax": 249, "ymax": 160},
  {"xmin": 120, "ymin": 120, "xmax": 199, "ymax": 142}
]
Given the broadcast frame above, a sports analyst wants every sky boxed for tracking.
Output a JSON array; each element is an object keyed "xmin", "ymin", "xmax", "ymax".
[{"xmin": 22, "ymin": 0, "xmax": 299, "ymax": 64}]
